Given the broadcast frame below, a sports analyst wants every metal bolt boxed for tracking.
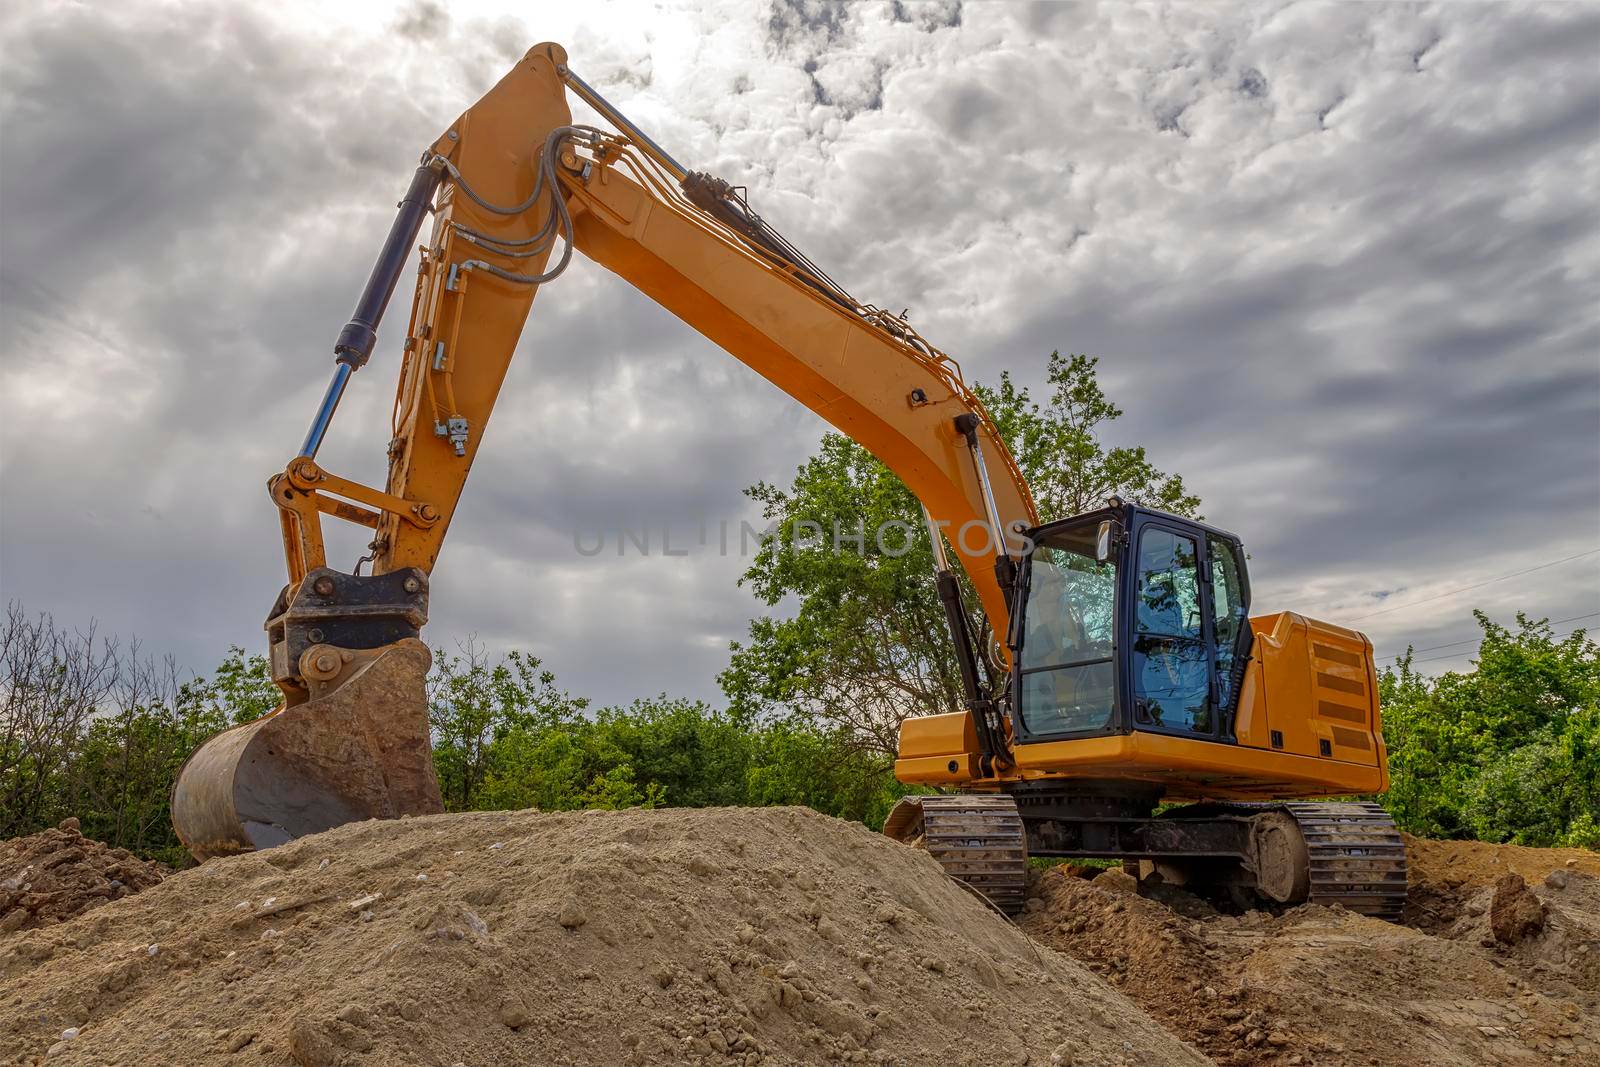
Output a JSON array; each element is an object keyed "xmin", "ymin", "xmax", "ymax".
[
  {"xmin": 403, "ymin": 577, "xmax": 421, "ymax": 594},
  {"xmin": 312, "ymin": 576, "xmax": 336, "ymax": 597},
  {"xmin": 313, "ymin": 653, "xmax": 339, "ymax": 675},
  {"xmin": 307, "ymin": 628, "xmax": 324, "ymax": 644},
  {"xmin": 417, "ymin": 504, "xmax": 439, "ymax": 521},
  {"xmin": 447, "ymin": 129, "xmax": 459, "ymax": 141}
]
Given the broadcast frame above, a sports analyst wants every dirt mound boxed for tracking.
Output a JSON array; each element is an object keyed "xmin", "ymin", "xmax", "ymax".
[
  {"xmin": 0, "ymin": 807, "xmax": 1206, "ymax": 1067},
  {"xmin": 1021, "ymin": 850, "xmax": 1600, "ymax": 1067},
  {"xmin": 1019, "ymin": 871, "xmax": 1250, "ymax": 1053},
  {"xmin": 0, "ymin": 820, "xmax": 166, "ymax": 934},
  {"xmin": 1403, "ymin": 833, "xmax": 1600, "ymax": 932},
  {"xmin": 1434, "ymin": 865, "xmax": 1600, "ymax": 994},
  {"xmin": 1404, "ymin": 834, "xmax": 1600, "ymax": 886},
  {"xmin": 1021, "ymin": 871, "xmax": 1302, "ymax": 1066}
]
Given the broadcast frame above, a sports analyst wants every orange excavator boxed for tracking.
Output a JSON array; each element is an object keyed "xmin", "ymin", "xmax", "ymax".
[{"xmin": 172, "ymin": 44, "xmax": 1406, "ymax": 919}]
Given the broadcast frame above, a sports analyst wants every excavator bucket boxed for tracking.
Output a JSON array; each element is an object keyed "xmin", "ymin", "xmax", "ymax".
[{"xmin": 171, "ymin": 639, "xmax": 443, "ymax": 860}]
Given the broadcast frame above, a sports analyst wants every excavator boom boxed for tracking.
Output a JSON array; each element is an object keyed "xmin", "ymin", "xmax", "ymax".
[{"xmin": 173, "ymin": 43, "xmax": 1036, "ymax": 858}]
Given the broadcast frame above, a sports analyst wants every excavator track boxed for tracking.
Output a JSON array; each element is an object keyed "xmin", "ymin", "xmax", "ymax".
[
  {"xmin": 883, "ymin": 794, "xmax": 1028, "ymax": 915},
  {"xmin": 1281, "ymin": 801, "xmax": 1409, "ymax": 921}
]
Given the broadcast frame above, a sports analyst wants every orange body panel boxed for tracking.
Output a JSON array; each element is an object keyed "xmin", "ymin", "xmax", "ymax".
[
  {"xmin": 376, "ymin": 45, "xmax": 574, "ymax": 577},
  {"xmin": 1245, "ymin": 612, "xmax": 1387, "ymax": 775},
  {"xmin": 897, "ymin": 711, "xmax": 981, "ymax": 784},
  {"xmin": 1003, "ymin": 728, "xmax": 1386, "ymax": 800}
]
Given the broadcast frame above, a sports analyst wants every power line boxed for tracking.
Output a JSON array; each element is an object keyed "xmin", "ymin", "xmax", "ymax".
[
  {"xmin": 1344, "ymin": 549, "xmax": 1600, "ymax": 623},
  {"xmin": 1375, "ymin": 612, "xmax": 1600, "ymax": 660},
  {"xmin": 1410, "ymin": 624, "xmax": 1595, "ymax": 664},
  {"xmin": 1390, "ymin": 623, "xmax": 1598, "ymax": 666}
]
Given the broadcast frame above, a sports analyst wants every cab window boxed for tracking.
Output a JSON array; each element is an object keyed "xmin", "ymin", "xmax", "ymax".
[
  {"xmin": 1208, "ymin": 536, "xmax": 1248, "ymax": 709},
  {"xmin": 1017, "ymin": 526, "xmax": 1117, "ymax": 736},
  {"xmin": 1132, "ymin": 527, "xmax": 1211, "ymax": 733}
]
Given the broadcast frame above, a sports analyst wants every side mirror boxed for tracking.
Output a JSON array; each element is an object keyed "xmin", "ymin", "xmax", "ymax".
[{"xmin": 1095, "ymin": 520, "xmax": 1115, "ymax": 564}]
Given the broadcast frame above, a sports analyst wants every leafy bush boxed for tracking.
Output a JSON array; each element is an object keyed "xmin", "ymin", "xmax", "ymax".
[
  {"xmin": 440, "ymin": 660, "xmax": 910, "ymax": 827},
  {"xmin": 1380, "ymin": 612, "xmax": 1598, "ymax": 849},
  {"xmin": 0, "ymin": 612, "xmax": 910, "ymax": 864}
]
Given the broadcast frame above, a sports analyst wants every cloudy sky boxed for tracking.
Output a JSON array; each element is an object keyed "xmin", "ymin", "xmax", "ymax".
[{"xmin": 2, "ymin": 0, "xmax": 1597, "ymax": 708}]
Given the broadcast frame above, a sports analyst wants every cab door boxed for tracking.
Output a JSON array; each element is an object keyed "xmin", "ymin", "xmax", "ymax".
[{"xmin": 1126, "ymin": 519, "xmax": 1219, "ymax": 739}]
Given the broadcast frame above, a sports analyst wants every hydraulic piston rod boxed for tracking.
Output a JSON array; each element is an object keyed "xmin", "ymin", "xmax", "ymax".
[
  {"xmin": 953, "ymin": 413, "xmax": 1009, "ymax": 557},
  {"xmin": 299, "ymin": 159, "xmax": 444, "ymax": 459},
  {"xmin": 558, "ymin": 66, "xmax": 689, "ymax": 183}
]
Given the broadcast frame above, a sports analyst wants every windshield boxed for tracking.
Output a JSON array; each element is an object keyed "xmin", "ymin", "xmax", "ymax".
[{"xmin": 1017, "ymin": 523, "xmax": 1117, "ymax": 735}]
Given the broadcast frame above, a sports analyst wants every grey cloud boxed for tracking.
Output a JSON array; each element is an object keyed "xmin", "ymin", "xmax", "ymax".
[
  {"xmin": 767, "ymin": 0, "xmax": 850, "ymax": 56},
  {"xmin": 889, "ymin": 2, "xmax": 962, "ymax": 33},
  {"xmin": 2, "ymin": 0, "xmax": 1596, "ymax": 709},
  {"xmin": 394, "ymin": 1, "xmax": 450, "ymax": 42}
]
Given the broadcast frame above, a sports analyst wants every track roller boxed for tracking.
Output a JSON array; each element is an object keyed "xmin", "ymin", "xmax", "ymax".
[
  {"xmin": 884, "ymin": 793, "xmax": 1029, "ymax": 915},
  {"xmin": 1282, "ymin": 801, "xmax": 1408, "ymax": 921}
]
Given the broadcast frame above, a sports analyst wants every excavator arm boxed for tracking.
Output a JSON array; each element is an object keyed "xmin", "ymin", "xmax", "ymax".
[
  {"xmin": 172, "ymin": 43, "xmax": 1036, "ymax": 859},
  {"xmin": 291, "ymin": 44, "xmax": 1034, "ymax": 622}
]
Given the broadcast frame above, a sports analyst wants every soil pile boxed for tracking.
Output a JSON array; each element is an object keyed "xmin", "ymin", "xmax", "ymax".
[
  {"xmin": 0, "ymin": 820, "xmax": 166, "ymax": 934},
  {"xmin": 0, "ymin": 808, "xmax": 1206, "ymax": 1067},
  {"xmin": 1020, "ymin": 846, "xmax": 1600, "ymax": 1066},
  {"xmin": 1402, "ymin": 832, "xmax": 1600, "ymax": 932}
]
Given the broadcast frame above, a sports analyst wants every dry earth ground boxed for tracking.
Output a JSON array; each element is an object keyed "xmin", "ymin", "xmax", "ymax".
[
  {"xmin": 1019, "ymin": 834, "xmax": 1599, "ymax": 1066},
  {"xmin": 3, "ymin": 810, "xmax": 1596, "ymax": 1066},
  {"xmin": 2, "ymin": 808, "xmax": 1203, "ymax": 1067}
]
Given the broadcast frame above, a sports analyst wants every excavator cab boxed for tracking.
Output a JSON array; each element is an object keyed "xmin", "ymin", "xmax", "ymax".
[
  {"xmin": 1010, "ymin": 500, "xmax": 1252, "ymax": 747},
  {"xmin": 899, "ymin": 495, "xmax": 1390, "ymax": 796},
  {"xmin": 891, "ymin": 498, "xmax": 1407, "ymax": 920}
]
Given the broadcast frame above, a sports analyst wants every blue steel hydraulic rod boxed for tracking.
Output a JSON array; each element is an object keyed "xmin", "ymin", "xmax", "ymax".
[{"xmin": 298, "ymin": 158, "xmax": 445, "ymax": 459}]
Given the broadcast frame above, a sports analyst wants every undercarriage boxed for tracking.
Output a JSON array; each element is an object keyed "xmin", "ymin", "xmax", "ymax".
[{"xmin": 884, "ymin": 785, "xmax": 1407, "ymax": 920}]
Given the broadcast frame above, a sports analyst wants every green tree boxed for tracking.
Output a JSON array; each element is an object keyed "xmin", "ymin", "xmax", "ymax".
[
  {"xmin": 1380, "ymin": 612, "xmax": 1599, "ymax": 847},
  {"xmin": 469, "ymin": 695, "xmax": 748, "ymax": 815},
  {"xmin": 474, "ymin": 721, "xmax": 663, "ymax": 812},
  {"xmin": 180, "ymin": 646, "xmax": 280, "ymax": 726},
  {"xmin": 62, "ymin": 646, "xmax": 274, "ymax": 866},
  {"xmin": 720, "ymin": 351, "xmax": 1198, "ymax": 754},
  {"xmin": 978, "ymin": 352, "xmax": 1200, "ymax": 521},
  {"xmin": 720, "ymin": 434, "xmax": 960, "ymax": 756},
  {"xmin": 592, "ymin": 696, "xmax": 754, "ymax": 808},
  {"xmin": 745, "ymin": 721, "xmax": 910, "ymax": 828},
  {"xmin": 1, "ymin": 605, "xmax": 119, "ymax": 837},
  {"xmin": 460, "ymin": 686, "xmax": 910, "ymax": 828},
  {"xmin": 427, "ymin": 639, "xmax": 588, "ymax": 811},
  {"xmin": 0, "ymin": 604, "xmax": 284, "ymax": 865}
]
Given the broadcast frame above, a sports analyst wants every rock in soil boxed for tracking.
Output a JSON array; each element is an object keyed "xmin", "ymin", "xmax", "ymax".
[{"xmin": 1489, "ymin": 873, "xmax": 1547, "ymax": 945}]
